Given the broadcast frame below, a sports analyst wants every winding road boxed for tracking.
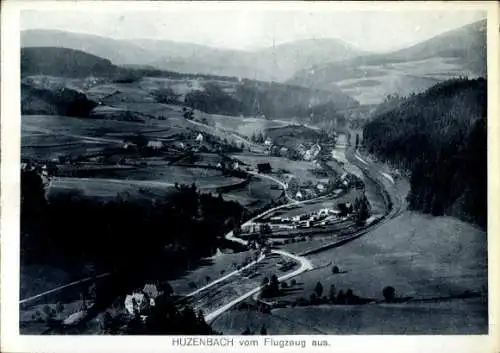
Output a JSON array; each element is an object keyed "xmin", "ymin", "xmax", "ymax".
[
  {"xmin": 204, "ymin": 139, "xmax": 404, "ymax": 323},
  {"xmin": 21, "ymin": 130, "xmax": 402, "ymax": 333}
]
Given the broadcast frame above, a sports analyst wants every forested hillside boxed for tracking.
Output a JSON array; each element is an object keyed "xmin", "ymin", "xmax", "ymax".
[{"xmin": 363, "ymin": 78, "xmax": 486, "ymax": 227}]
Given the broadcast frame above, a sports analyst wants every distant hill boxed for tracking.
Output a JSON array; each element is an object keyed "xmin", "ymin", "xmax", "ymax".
[
  {"xmin": 21, "ymin": 47, "xmax": 120, "ymax": 78},
  {"xmin": 363, "ymin": 78, "xmax": 486, "ymax": 227},
  {"xmin": 22, "ymin": 29, "xmax": 366, "ymax": 82},
  {"xmin": 21, "ymin": 47, "xmax": 359, "ymax": 121},
  {"xmin": 288, "ymin": 20, "xmax": 487, "ymax": 105}
]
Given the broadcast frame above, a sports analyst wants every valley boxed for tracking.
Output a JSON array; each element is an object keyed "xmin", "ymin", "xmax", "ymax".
[{"xmin": 18, "ymin": 16, "xmax": 488, "ymax": 337}]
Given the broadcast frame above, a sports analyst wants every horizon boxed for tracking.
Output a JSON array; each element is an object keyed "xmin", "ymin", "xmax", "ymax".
[{"xmin": 21, "ymin": 10, "xmax": 486, "ymax": 53}]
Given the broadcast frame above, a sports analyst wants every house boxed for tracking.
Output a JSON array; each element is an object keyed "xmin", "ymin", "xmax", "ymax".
[
  {"xmin": 295, "ymin": 191, "xmax": 303, "ymax": 199},
  {"xmin": 196, "ymin": 133, "xmax": 204, "ymax": 142},
  {"xmin": 123, "ymin": 141, "xmax": 137, "ymax": 150},
  {"xmin": 279, "ymin": 147, "xmax": 289, "ymax": 156},
  {"xmin": 304, "ymin": 143, "xmax": 321, "ymax": 161},
  {"xmin": 257, "ymin": 163, "xmax": 272, "ymax": 173},
  {"xmin": 147, "ymin": 140, "xmax": 164, "ymax": 150},
  {"xmin": 316, "ymin": 183, "xmax": 325, "ymax": 192},
  {"xmin": 124, "ymin": 292, "xmax": 149, "ymax": 316},
  {"xmin": 232, "ymin": 161, "xmax": 239, "ymax": 170},
  {"xmin": 298, "ymin": 220, "xmax": 310, "ymax": 228},
  {"xmin": 264, "ymin": 137, "xmax": 273, "ymax": 146},
  {"xmin": 296, "ymin": 144, "xmax": 306, "ymax": 157}
]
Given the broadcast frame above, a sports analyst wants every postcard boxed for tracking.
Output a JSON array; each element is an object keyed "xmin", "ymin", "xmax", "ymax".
[{"xmin": 1, "ymin": 1, "xmax": 498, "ymax": 352}]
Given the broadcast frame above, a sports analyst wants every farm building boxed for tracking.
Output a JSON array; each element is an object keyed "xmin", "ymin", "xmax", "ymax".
[
  {"xmin": 264, "ymin": 137, "xmax": 273, "ymax": 146},
  {"xmin": 124, "ymin": 292, "xmax": 149, "ymax": 316},
  {"xmin": 257, "ymin": 163, "xmax": 272, "ymax": 173},
  {"xmin": 196, "ymin": 133, "xmax": 204, "ymax": 142},
  {"xmin": 304, "ymin": 143, "xmax": 321, "ymax": 161},
  {"xmin": 147, "ymin": 140, "xmax": 164, "ymax": 150},
  {"xmin": 123, "ymin": 141, "xmax": 137, "ymax": 150}
]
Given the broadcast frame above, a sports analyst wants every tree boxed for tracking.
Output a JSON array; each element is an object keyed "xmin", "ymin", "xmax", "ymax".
[
  {"xmin": 382, "ymin": 286, "xmax": 396, "ymax": 302},
  {"xmin": 329, "ymin": 284, "xmax": 337, "ymax": 302},
  {"xmin": 159, "ymin": 281, "xmax": 174, "ymax": 296},
  {"xmin": 314, "ymin": 282, "xmax": 324, "ymax": 297},
  {"xmin": 332, "ymin": 265, "xmax": 340, "ymax": 274},
  {"xmin": 354, "ymin": 195, "xmax": 371, "ymax": 226},
  {"xmin": 336, "ymin": 290, "xmax": 346, "ymax": 304},
  {"xmin": 233, "ymin": 226, "xmax": 242, "ymax": 237},
  {"xmin": 355, "ymin": 133, "xmax": 360, "ymax": 149},
  {"xmin": 260, "ymin": 223, "xmax": 272, "ymax": 237},
  {"xmin": 260, "ymin": 324, "xmax": 268, "ymax": 335}
]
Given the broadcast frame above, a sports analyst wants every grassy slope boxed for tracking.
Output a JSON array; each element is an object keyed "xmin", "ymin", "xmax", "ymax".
[
  {"xmin": 288, "ymin": 20, "xmax": 486, "ymax": 105},
  {"xmin": 283, "ymin": 211, "xmax": 487, "ymax": 300},
  {"xmin": 213, "ymin": 297, "xmax": 486, "ymax": 334}
]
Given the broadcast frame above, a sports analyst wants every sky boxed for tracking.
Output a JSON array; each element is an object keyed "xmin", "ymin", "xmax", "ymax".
[{"xmin": 21, "ymin": 5, "xmax": 486, "ymax": 53}]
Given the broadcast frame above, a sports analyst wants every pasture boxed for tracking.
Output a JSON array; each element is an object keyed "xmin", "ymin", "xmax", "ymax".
[
  {"xmin": 232, "ymin": 154, "xmax": 328, "ymax": 184},
  {"xmin": 209, "ymin": 115, "xmax": 289, "ymax": 138},
  {"xmin": 213, "ymin": 297, "xmax": 486, "ymax": 334},
  {"xmin": 336, "ymin": 57, "xmax": 473, "ymax": 105},
  {"xmin": 277, "ymin": 211, "xmax": 487, "ymax": 303}
]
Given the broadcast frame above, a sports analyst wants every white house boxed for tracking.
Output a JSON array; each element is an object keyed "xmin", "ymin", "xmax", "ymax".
[
  {"xmin": 196, "ymin": 133, "xmax": 204, "ymax": 142},
  {"xmin": 264, "ymin": 137, "xmax": 273, "ymax": 146},
  {"xmin": 147, "ymin": 140, "xmax": 164, "ymax": 150},
  {"xmin": 124, "ymin": 292, "xmax": 149, "ymax": 316},
  {"xmin": 295, "ymin": 191, "xmax": 303, "ymax": 199}
]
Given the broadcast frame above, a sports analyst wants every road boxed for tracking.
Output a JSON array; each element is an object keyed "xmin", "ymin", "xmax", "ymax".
[
  {"xmin": 204, "ymin": 170, "xmax": 320, "ymax": 322},
  {"xmin": 21, "ymin": 128, "xmax": 401, "ymax": 330},
  {"xmin": 204, "ymin": 249, "xmax": 313, "ymax": 323},
  {"xmin": 206, "ymin": 143, "xmax": 404, "ymax": 323},
  {"xmin": 19, "ymin": 272, "xmax": 111, "ymax": 305}
]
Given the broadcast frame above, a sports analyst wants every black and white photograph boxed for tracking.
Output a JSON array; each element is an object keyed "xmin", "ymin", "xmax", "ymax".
[{"xmin": 1, "ymin": 1, "xmax": 498, "ymax": 349}]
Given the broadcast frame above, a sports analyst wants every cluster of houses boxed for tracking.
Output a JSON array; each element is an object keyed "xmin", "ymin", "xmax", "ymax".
[
  {"xmin": 268, "ymin": 204, "xmax": 352, "ymax": 230},
  {"xmin": 296, "ymin": 143, "xmax": 321, "ymax": 161},
  {"xmin": 262, "ymin": 137, "xmax": 322, "ymax": 162},
  {"xmin": 122, "ymin": 132, "xmax": 205, "ymax": 153},
  {"xmin": 241, "ymin": 202, "xmax": 354, "ymax": 235}
]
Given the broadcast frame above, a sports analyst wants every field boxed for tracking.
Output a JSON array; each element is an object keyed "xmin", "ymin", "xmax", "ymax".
[
  {"xmin": 208, "ymin": 115, "xmax": 289, "ymax": 138},
  {"xmin": 333, "ymin": 57, "xmax": 479, "ymax": 105},
  {"xmin": 232, "ymin": 154, "xmax": 329, "ymax": 184},
  {"xmin": 274, "ymin": 211, "xmax": 487, "ymax": 302},
  {"xmin": 184, "ymin": 254, "xmax": 299, "ymax": 315},
  {"xmin": 170, "ymin": 250, "xmax": 259, "ymax": 295},
  {"xmin": 212, "ymin": 297, "xmax": 487, "ymax": 334},
  {"xmin": 222, "ymin": 178, "xmax": 284, "ymax": 211}
]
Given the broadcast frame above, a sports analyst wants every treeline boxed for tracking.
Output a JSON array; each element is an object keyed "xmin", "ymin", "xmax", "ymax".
[
  {"xmin": 21, "ymin": 170, "xmax": 245, "ymax": 283},
  {"xmin": 363, "ymin": 77, "xmax": 486, "ymax": 227},
  {"xmin": 21, "ymin": 84, "xmax": 97, "ymax": 117}
]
